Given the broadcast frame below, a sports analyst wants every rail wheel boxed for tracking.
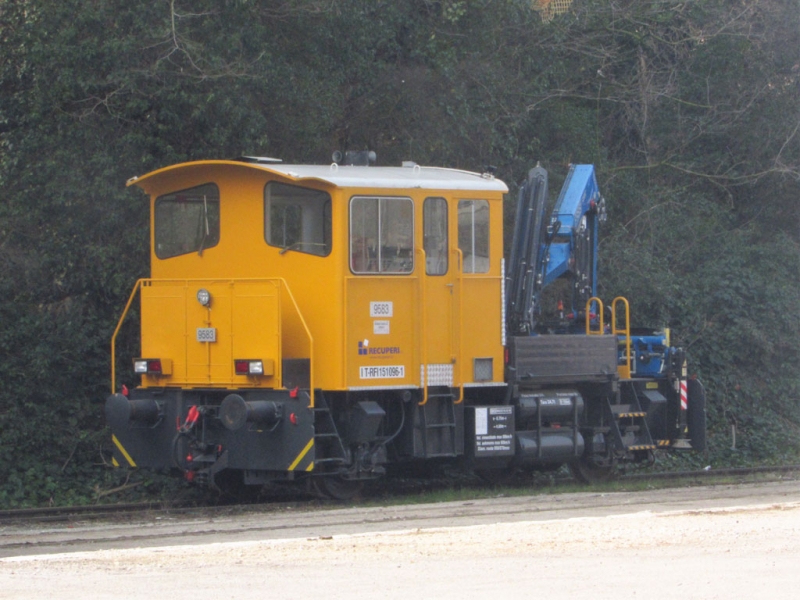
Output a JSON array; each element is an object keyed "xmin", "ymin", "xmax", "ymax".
[
  {"xmin": 311, "ymin": 475, "xmax": 364, "ymax": 501},
  {"xmin": 475, "ymin": 467, "xmax": 521, "ymax": 486},
  {"xmin": 568, "ymin": 456, "xmax": 617, "ymax": 484}
]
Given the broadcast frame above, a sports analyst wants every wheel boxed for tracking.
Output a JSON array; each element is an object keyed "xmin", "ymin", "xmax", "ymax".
[
  {"xmin": 210, "ymin": 470, "xmax": 263, "ymax": 502},
  {"xmin": 311, "ymin": 476, "xmax": 364, "ymax": 501},
  {"xmin": 475, "ymin": 467, "xmax": 521, "ymax": 486},
  {"xmin": 568, "ymin": 457, "xmax": 617, "ymax": 484}
]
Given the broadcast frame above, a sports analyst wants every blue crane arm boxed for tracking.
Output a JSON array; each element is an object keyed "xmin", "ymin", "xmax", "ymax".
[
  {"xmin": 541, "ymin": 164, "xmax": 605, "ymax": 294},
  {"xmin": 505, "ymin": 164, "xmax": 606, "ymax": 336}
]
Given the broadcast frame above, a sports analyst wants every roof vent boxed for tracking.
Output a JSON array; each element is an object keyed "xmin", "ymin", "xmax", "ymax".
[{"xmin": 332, "ymin": 150, "xmax": 376, "ymax": 166}]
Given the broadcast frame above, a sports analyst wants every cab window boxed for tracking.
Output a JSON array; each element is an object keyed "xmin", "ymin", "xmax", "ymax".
[
  {"xmin": 458, "ymin": 199, "xmax": 489, "ymax": 273},
  {"xmin": 350, "ymin": 197, "xmax": 414, "ymax": 274},
  {"xmin": 154, "ymin": 183, "xmax": 220, "ymax": 259},
  {"xmin": 424, "ymin": 197, "xmax": 448, "ymax": 276},
  {"xmin": 265, "ymin": 182, "xmax": 332, "ymax": 256}
]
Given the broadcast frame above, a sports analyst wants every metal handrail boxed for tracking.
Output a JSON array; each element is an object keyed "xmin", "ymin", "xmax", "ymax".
[
  {"xmin": 612, "ymin": 296, "xmax": 632, "ymax": 379},
  {"xmin": 454, "ymin": 248, "xmax": 464, "ymax": 405},
  {"xmin": 110, "ymin": 279, "xmax": 145, "ymax": 394},
  {"xmin": 585, "ymin": 296, "xmax": 604, "ymax": 335},
  {"xmin": 418, "ymin": 247, "xmax": 429, "ymax": 406}
]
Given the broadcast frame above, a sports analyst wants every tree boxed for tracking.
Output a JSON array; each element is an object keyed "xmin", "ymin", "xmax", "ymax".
[{"xmin": 0, "ymin": 0, "xmax": 798, "ymax": 505}]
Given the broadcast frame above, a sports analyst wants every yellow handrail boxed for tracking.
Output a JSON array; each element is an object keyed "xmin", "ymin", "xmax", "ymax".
[
  {"xmin": 418, "ymin": 247, "xmax": 429, "ymax": 407},
  {"xmin": 111, "ymin": 279, "xmax": 145, "ymax": 394},
  {"xmin": 278, "ymin": 278, "xmax": 315, "ymax": 408},
  {"xmin": 454, "ymin": 248, "xmax": 464, "ymax": 405},
  {"xmin": 585, "ymin": 297, "xmax": 604, "ymax": 335},
  {"xmin": 612, "ymin": 296, "xmax": 632, "ymax": 379}
]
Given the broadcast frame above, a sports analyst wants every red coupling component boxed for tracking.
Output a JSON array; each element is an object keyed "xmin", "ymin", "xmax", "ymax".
[
  {"xmin": 185, "ymin": 471, "xmax": 195, "ymax": 482},
  {"xmin": 178, "ymin": 406, "xmax": 201, "ymax": 432},
  {"xmin": 289, "ymin": 413, "xmax": 298, "ymax": 425},
  {"xmin": 289, "ymin": 387, "xmax": 299, "ymax": 399},
  {"xmin": 186, "ymin": 405, "xmax": 200, "ymax": 425},
  {"xmin": 121, "ymin": 384, "xmax": 129, "ymax": 397}
]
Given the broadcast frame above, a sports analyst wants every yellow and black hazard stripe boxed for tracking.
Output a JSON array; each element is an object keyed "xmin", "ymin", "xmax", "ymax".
[
  {"xmin": 287, "ymin": 438, "xmax": 315, "ymax": 472},
  {"xmin": 656, "ymin": 439, "xmax": 672, "ymax": 447},
  {"xmin": 111, "ymin": 434, "xmax": 137, "ymax": 467}
]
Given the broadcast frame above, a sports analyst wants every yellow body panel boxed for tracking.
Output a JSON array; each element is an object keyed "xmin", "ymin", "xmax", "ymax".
[
  {"xmin": 123, "ymin": 161, "xmax": 507, "ymax": 393},
  {"xmin": 345, "ymin": 276, "xmax": 418, "ymax": 388},
  {"xmin": 140, "ymin": 280, "xmax": 281, "ymax": 387},
  {"xmin": 458, "ymin": 273, "xmax": 504, "ymax": 384}
]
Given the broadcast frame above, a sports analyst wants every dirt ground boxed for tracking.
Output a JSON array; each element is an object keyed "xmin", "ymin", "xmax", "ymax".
[{"xmin": 2, "ymin": 485, "xmax": 799, "ymax": 599}]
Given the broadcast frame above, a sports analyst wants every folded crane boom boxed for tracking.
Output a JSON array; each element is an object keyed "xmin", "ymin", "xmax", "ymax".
[
  {"xmin": 505, "ymin": 164, "xmax": 606, "ymax": 335},
  {"xmin": 506, "ymin": 165, "xmax": 549, "ymax": 335}
]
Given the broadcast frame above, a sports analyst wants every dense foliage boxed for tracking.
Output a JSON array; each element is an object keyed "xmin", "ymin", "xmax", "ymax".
[{"xmin": 0, "ymin": 0, "xmax": 798, "ymax": 506}]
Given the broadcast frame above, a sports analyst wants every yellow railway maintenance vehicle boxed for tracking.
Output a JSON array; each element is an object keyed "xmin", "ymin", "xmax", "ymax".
[{"xmin": 105, "ymin": 152, "xmax": 705, "ymax": 497}]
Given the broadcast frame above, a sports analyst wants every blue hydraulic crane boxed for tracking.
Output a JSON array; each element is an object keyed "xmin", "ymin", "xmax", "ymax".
[{"xmin": 505, "ymin": 164, "xmax": 606, "ymax": 336}]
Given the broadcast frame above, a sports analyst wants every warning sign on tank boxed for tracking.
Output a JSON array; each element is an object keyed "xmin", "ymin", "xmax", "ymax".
[{"xmin": 473, "ymin": 406, "xmax": 515, "ymax": 456}]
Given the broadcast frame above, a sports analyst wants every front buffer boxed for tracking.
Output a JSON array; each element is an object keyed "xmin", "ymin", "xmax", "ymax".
[{"xmin": 105, "ymin": 388, "xmax": 315, "ymax": 486}]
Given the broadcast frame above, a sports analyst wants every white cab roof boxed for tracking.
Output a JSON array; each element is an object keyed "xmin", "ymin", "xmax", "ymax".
[{"xmin": 128, "ymin": 160, "xmax": 509, "ymax": 193}]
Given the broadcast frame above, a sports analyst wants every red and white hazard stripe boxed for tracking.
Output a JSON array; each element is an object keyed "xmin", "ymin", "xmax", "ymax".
[{"xmin": 680, "ymin": 379, "xmax": 688, "ymax": 411}]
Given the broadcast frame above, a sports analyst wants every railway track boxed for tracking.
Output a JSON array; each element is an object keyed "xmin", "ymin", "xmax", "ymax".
[
  {"xmin": 1, "ymin": 463, "xmax": 798, "ymax": 527},
  {"xmin": 0, "ymin": 502, "xmax": 166, "ymax": 525}
]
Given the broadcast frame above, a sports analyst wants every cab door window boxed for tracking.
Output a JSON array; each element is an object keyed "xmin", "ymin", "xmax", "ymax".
[
  {"xmin": 424, "ymin": 197, "xmax": 448, "ymax": 276},
  {"xmin": 350, "ymin": 197, "xmax": 414, "ymax": 274},
  {"xmin": 458, "ymin": 200, "xmax": 489, "ymax": 273}
]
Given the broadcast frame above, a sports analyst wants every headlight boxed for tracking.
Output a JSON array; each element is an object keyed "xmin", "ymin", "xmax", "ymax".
[{"xmin": 234, "ymin": 359, "xmax": 265, "ymax": 376}]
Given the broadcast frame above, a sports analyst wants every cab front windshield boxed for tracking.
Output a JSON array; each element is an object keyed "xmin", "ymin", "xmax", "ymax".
[{"xmin": 154, "ymin": 183, "xmax": 220, "ymax": 259}]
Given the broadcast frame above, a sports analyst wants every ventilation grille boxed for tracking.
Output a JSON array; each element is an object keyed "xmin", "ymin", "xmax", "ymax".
[{"xmin": 473, "ymin": 358, "xmax": 494, "ymax": 382}]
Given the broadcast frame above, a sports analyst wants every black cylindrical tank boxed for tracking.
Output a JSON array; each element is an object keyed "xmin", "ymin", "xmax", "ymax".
[
  {"xmin": 517, "ymin": 390, "xmax": 584, "ymax": 421},
  {"xmin": 515, "ymin": 429, "xmax": 585, "ymax": 462}
]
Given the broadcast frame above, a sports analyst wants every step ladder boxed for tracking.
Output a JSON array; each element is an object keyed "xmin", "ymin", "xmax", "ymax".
[
  {"xmin": 605, "ymin": 388, "xmax": 656, "ymax": 452},
  {"xmin": 414, "ymin": 390, "xmax": 458, "ymax": 458},
  {"xmin": 312, "ymin": 391, "xmax": 348, "ymax": 468}
]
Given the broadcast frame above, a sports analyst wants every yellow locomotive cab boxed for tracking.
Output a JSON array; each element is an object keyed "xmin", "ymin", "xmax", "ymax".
[{"xmin": 118, "ymin": 159, "xmax": 507, "ymax": 395}]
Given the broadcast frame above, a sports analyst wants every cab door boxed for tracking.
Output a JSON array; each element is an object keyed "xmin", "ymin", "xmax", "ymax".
[
  {"xmin": 346, "ymin": 195, "xmax": 417, "ymax": 388},
  {"xmin": 420, "ymin": 197, "xmax": 456, "ymax": 389},
  {"xmin": 455, "ymin": 198, "xmax": 503, "ymax": 386}
]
